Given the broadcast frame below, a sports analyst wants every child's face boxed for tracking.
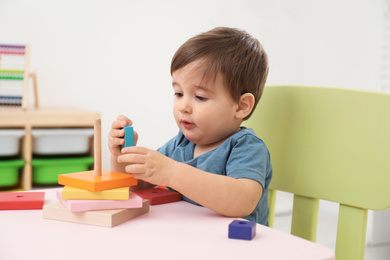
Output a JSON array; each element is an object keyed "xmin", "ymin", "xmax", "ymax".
[{"xmin": 172, "ymin": 59, "xmax": 242, "ymax": 147}]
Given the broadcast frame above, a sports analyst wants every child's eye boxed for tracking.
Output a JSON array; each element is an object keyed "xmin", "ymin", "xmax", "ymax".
[
  {"xmin": 174, "ymin": 92, "xmax": 183, "ymax": 98},
  {"xmin": 196, "ymin": 95, "xmax": 207, "ymax": 101}
]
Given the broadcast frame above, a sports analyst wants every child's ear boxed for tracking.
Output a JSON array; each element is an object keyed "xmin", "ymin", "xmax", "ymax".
[{"xmin": 235, "ymin": 93, "xmax": 255, "ymax": 119}]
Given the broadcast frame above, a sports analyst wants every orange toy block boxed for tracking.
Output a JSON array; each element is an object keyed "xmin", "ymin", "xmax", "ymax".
[
  {"xmin": 58, "ymin": 170, "xmax": 137, "ymax": 192},
  {"xmin": 43, "ymin": 199, "xmax": 149, "ymax": 227}
]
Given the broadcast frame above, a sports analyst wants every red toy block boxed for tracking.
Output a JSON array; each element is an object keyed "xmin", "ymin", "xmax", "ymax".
[
  {"xmin": 0, "ymin": 192, "xmax": 45, "ymax": 210},
  {"xmin": 132, "ymin": 188, "xmax": 181, "ymax": 205}
]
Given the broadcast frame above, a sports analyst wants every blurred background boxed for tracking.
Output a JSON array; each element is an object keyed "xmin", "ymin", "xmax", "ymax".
[
  {"xmin": 0, "ymin": 0, "xmax": 384, "ymax": 169},
  {"xmin": 1, "ymin": 0, "xmax": 389, "ymax": 254}
]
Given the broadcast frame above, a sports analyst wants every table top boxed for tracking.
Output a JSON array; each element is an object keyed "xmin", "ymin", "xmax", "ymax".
[{"xmin": 0, "ymin": 189, "xmax": 335, "ymax": 260}]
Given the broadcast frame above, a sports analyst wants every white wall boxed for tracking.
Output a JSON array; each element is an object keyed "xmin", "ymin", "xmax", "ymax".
[{"xmin": 0, "ymin": 0, "xmax": 384, "ymax": 169}]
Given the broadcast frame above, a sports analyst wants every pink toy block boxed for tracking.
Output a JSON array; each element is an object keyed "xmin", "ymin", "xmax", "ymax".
[
  {"xmin": 56, "ymin": 189, "xmax": 142, "ymax": 212},
  {"xmin": 0, "ymin": 192, "xmax": 45, "ymax": 210},
  {"xmin": 132, "ymin": 187, "xmax": 181, "ymax": 205}
]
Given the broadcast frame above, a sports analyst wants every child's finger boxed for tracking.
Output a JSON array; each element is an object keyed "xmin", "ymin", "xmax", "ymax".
[
  {"xmin": 121, "ymin": 146, "xmax": 148, "ymax": 154},
  {"xmin": 116, "ymin": 115, "xmax": 133, "ymax": 125},
  {"xmin": 111, "ymin": 119, "xmax": 127, "ymax": 130},
  {"xmin": 125, "ymin": 164, "xmax": 145, "ymax": 175},
  {"xmin": 133, "ymin": 131, "xmax": 139, "ymax": 145},
  {"xmin": 117, "ymin": 153, "xmax": 147, "ymax": 164}
]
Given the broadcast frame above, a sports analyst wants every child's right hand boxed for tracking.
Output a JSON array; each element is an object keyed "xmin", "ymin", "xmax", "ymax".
[{"xmin": 108, "ymin": 115, "xmax": 138, "ymax": 157}]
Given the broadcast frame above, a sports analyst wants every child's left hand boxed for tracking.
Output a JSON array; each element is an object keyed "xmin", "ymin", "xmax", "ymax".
[{"xmin": 118, "ymin": 146, "xmax": 177, "ymax": 186}]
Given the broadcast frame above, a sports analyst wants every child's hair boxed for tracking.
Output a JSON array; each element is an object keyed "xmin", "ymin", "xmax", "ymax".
[{"xmin": 171, "ymin": 27, "xmax": 269, "ymax": 120}]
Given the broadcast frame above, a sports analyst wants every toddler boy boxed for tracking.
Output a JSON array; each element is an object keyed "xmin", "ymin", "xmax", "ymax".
[{"xmin": 108, "ymin": 27, "xmax": 272, "ymax": 225}]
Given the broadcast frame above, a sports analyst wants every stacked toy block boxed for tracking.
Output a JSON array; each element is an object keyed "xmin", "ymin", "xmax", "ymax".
[
  {"xmin": 43, "ymin": 176, "xmax": 150, "ymax": 228},
  {"xmin": 42, "ymin": 123, "xmax": 181, "ymax": 227},
  {"xmin": 43, "ymin": 121, "xmax": 149, "ymax": 227}
]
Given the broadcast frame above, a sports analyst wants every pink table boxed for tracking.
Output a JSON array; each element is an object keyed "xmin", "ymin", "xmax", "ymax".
[{"xmin": 0, "ymin": 189, "xmax": 335, "ymax": 260}]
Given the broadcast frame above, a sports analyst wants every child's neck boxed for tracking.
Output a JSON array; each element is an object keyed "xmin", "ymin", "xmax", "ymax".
[
  {"xmin": 193, "ymin": 127, "xmax": 241, "ymax": 158},
  {"xmin": 193, "ymin": 143, "xmax": 220, "ymax": 158}
]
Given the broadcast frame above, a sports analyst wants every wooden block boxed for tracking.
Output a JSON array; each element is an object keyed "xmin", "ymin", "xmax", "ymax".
[
  {"xmin": 228, "ymin": 220, "xmax": 256, "ymax": 240},
  {"xmin": 121, "ymin": 125, "xmax": 134, "ymax": 148},
  {"xmin": 43, "ymin": 199, "xmax": 149, "ymax": 227},
  {"xmin": 61, "ymin": 186, "xmax": 130, "ymax": 200},
  {"xmin": 132, "ymin": 188, "xmax": 181, "ymax": 205},
  {"xmin": 0, "ymin": 192, "xmax": 45, "ymax": 210},
  {"xmin": 57, "ymin": 189, "xmax": 143, "ymax": 212},
  {"xmin": 58, "ymin": 170, "xmax": 137, "ymax": 191}
]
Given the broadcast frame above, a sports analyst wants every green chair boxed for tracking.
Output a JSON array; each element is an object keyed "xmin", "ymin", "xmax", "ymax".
[{"xmin": 244, "ymin": 85, "xmax": 390, "ymax": 260}]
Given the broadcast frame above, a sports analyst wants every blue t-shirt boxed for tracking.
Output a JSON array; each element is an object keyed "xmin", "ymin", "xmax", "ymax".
[{"xmin": 157, "ymin": 127, "xmax": 272, "ymax": 226}]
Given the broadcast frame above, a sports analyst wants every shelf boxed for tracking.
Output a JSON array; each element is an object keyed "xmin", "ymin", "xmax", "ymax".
[{"xmin": 0, "ymin": 107, "xmax": 100, "ymax": 190}]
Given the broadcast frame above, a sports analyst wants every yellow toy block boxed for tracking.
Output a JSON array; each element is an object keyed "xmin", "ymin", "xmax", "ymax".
[
  {"xmin": 61, "ymin": 186, "xmax": 130, "ymax": 200},
  {"xmin": 58, "ymin": 170, "xmax": 137, "ymax": 192},
  {"xmin": 43, "ymin": 199, "xmax": 149, "ymax": 227}
]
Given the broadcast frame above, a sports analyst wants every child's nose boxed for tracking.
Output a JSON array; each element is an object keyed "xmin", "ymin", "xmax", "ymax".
[{"xmin": 178, "ymin": 97, "xmax": 192, "ymax": 113}]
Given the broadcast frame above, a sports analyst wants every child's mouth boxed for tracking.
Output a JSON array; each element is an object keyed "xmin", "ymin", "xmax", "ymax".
[{"xmin": 181, "ymin": 120, "xmax": 194, "ymax": 129}]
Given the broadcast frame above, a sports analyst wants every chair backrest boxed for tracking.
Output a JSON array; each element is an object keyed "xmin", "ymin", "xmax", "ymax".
[{"xmin": 244, "ymin": 85, "xmax": 390, "ymax": 260}]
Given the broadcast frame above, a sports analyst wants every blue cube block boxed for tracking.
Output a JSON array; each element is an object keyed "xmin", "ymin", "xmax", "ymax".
[
  {"xmin": 228, "ymin": 220, "xmax": 256, "ymax": 240},
  {"xmin": 121, "ymin": 126, "xmax": 134, "ymax": 149}
]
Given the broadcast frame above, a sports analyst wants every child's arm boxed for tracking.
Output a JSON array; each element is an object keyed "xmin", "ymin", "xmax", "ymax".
[{"xmin": 118, "ymin": 146, "xmax": 263, "ymax": 217}]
